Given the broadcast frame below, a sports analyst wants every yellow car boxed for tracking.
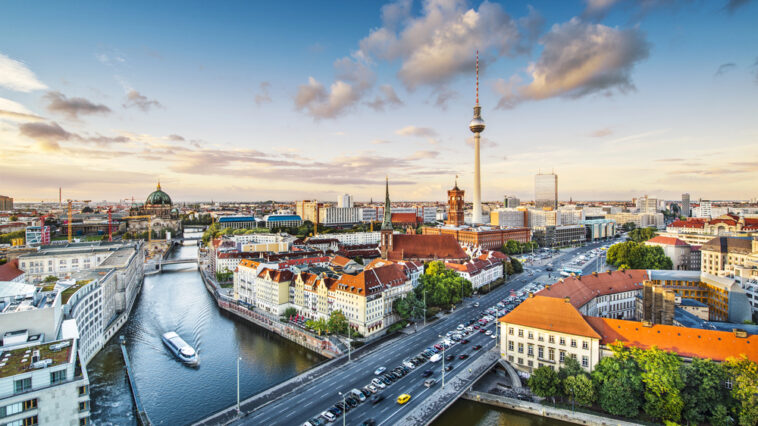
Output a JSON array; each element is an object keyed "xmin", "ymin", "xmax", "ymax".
[{"xmin": 396, "ymin": 393, "xmax": 411, "ymax": 405}]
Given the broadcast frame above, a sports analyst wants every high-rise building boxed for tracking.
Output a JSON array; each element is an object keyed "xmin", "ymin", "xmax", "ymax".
[
  {"xmin": 446, "ymin": 178, "xmax": 465, "ymax": 226},
  {"xmin": 697, "ymin": 200, "xmax": 712, "ymax": 218},
  {"xmin": 534, "ymin": 172, "xmax": 558, "ymax": 210},
  {"xmin": 0, "ymin": 195, "xmax": 12, "ymax": 211},
  {"xmin": 295, "ymin": 200, "xmax": 323, "ymax": 223},
  {"xmin": 682, "ymin": 193, "xmax": 691, "ymax": 217},
  {"xmin": 337, "ymin": 194, "xmax": 353, "ymax": 208},
  {"xmin": 469, "ymin": 51, "xmax": 485, "ymax": 224},
  {"xmin": 504, "ymin": 195, "xmax": 520, "ymax": 208},
  {"xmin": 636, "ymin": 195, "xmax": 659, "ymax": 213}
]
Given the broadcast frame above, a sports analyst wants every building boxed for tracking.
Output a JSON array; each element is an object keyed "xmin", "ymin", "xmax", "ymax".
[
  {"xmin": 446, "ymin": 179, "xmax": 465, "ymax": 226},
  {"xmin": 644, "ymin": 235, "xmax": 698, "ymax": 270},
  {"xmin": 0, "ymin": 259, "xmax": 25, "ymax": 282},
  {"xmin": 445, "ymin": 257, "xmax": 503, "ymax": 290},
  {"xmin": 636, "ymin": 280, "xmax": 676, "ymax": 325},
  {"xmin": 636, "ymin": 195, "xmax": 659, "ymax": 213},
  {"xmin": 311, "ymin": 232, "xmax": 382, "ymax": 246},
  {"xmin": 527, "ymin": 209, "xmax": 560, "ymax": 227},
  {"xmin": 696, "ymin": 200, "xmax": 713, "ymax": 218},
  {"xmin": 0, "ymin": 195, "xmax": 12, "ymax": 211},
  {"xmin": 338, "ymin": 194, "xmax": 353, "ymax": 209},
  {"xmin": 422, "ymin": 226, "xmax": 531, "ymax": 251},
  {"xmin": 504, "ymin": 196, "xmax": 520, "ymax": 208},
  {"xmin": 661, "ymin": 215, "xmax": 758, "ymax": 245},
  {"xmin": 499, "ymin": 295, "xmax": 756, "ymax": 375},
  {"xmin": 24, "ymin": 226, "xmax": 51, "ymax": 247},
  {"xmin": 263, "ymin": 214, "xmax": 303, "ymax": 229},
  {"xmin": 700, "ymin": 236, "xmax": 758, "ymax": 278},
  {"xmin": 605, "ymin": 212, "xmax": 664, "ymax": 230},
  {"xmin": 295, "ymin": 200, "xmax": 323, "ymax": 223},
  {"xmin": 130, "ymin": 182, "xmax": 179, "ymax": 219},
  {"xmin": 539, "ymin": 270, "xmax": 646, "ymax": 319},
  {"xmin": 682, "ymin": 193, "xmax": 691, "ymax": 217},
  {"xmin": 534, "ymin": 172, "xmax": 558, "ymax": 210},
  {"xmin": 217, "ymin": 215, "xmax": 256, "ymax": 229},
  {"xmin": 469, "ymin": 52, "xmax": 485, "ymax": 224},
  {"xmin": 581, "ymin": 219, "xmax": 617, "ymax": 242},
  {"xmin": 318, "ymin": 207, "xmax": 361, "ymax": 226},
  {"xmin": 531, "ymin": 225, "xmax": 586, "ymax": 248},
  {"xmin": 490, "ymin": 209, "xmax": 525, "ymax": 227}
]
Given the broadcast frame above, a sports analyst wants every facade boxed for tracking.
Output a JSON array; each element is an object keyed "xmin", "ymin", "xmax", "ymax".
[
  {"xmin": 311, "ymin": 232, "xmax": 382, "ymax": 246},
  {"xmin": 446, "ymin": 180, "xmax": 465, "ymax": 226},
  {"xmin": 263, "ymin": 214, "xmax": 303, "ymax": 229},
  {"xmin": 696, "ymin": 200, "xmax": 713, "ymax": 218},
  {"xmin": 214, "ymin": 252, "xmax": 261, "ymax": 274},
  {"xmin": 700, "ymin": 236, "xmax": 758, "ymax": 277},
  {"xmin": 217, "ymin": 215, "xmax": 256, "ymax": 229},
  {"xmin": 539, "ymin": 270, "xmax": 647, "ymax": 319},
  {"xmin": 500, "ymin": 295, "xmax": 757, "ymax": 376},
  {"xmin": 0, "ymin": 195, "xmax": 13, "ymax": 211},
  {"xmin": 445, "ymin": 257, "xmax": 503, "ymax": 290},
  {"xmin": 534, "ymin": 173, "xmax": 558, "ymax": 210},
  {"xmin": 644, "ymin": 236, "xmax": 697, "ymax": 270},
  {"xmin": 682, "ymin": 193, "xmax": 690, "ymax": 217},
  {"xmin": 490, "ymin": 209, "xmax": 525, "ymax": 227},
  {"xmin": 423, "ymin": 226, "xmax": 531, "ymax": 251},
  {"xmin": 295, "ymin": 200, "xmax": 322, "ymax": 223},
  {"xmin": 661, "ymin": 215, "xmax": 758, "ymax": 245},
  {"xmin": 0, "ymin": 259, "xmax": 26, "ymax": 282},
  {"xmin": 504, "ymin": 196, "xmax": 520, "ymax": 208},
  {"xmin": 24, "ymin": 226, "xmax": 51, "ymax": 247},
  {"xmin": 318, "ymin": 207, "xmax": 361, "ymax": 226},
  {"xmin": 636, "ymin": 195, "xmax": 659, "ymax": 213},
  {"xmin": 605, "ymin": 212, "xmax": 664, "ymax": 230},
  {"xmin": 338, "ymin": 194, "xmax": 353, "ymax": 209},
  {"xmin": 581, "ymin": 219, "xmax": 617, "ymax": 241},
  {"xmin": 18, "ymin": 241, "xmax": 140, "ymax": 283},
  {"xmin": 531, "ymin": 225, "xmax": 586, "ymax": 247}
]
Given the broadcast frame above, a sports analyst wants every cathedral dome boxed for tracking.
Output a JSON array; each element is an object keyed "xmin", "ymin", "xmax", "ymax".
[{"xmin": 146, "ymin": 183, "xmax": 172, "ymax": 206}]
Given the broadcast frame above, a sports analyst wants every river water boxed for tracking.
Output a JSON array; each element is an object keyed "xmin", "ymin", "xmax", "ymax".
[{"xmin": 88, "ymin": 234, "xmax": 572, "ymax": 425}]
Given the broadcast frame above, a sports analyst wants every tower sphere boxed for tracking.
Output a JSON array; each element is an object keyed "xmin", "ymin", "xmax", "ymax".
[{"xmin": 469, "ymin": 116, "xmax": 485, "ymax": 133}]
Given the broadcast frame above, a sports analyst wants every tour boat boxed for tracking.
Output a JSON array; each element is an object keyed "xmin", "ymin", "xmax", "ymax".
[{"xmin": 161, "ymin": 332, "xmax": 199, "ymax": 366}]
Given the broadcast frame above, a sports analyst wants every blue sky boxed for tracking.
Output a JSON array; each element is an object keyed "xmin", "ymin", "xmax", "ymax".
[{"xmin": 1, "ymin": 0, "xmax": 756, "ymax": 203}]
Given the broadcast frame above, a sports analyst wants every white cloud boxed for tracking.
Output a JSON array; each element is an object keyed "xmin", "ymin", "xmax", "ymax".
[
  {"xmin": 294, "ymin": 57, "xmax": 374, "ymax": 119},
  {"xmin": 496, "ymin": 18, "xmax": 650, "ymax": 108},
  {"xmin": 0, "ymin": 53, "xmax": 47, "ymax": 92},
  {"xmin": 396, "ymin": 125, "xmax": 439, "ymax": 144}
]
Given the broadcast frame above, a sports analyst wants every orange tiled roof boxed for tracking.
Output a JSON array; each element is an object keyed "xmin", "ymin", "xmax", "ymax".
[
  {"xmin": 391, "ymin": 212, "xmax": 418, "ymax": 224},
  {"xmin": 258, "ymin": 268, "xmax": 294, "ymax": 282},
  {"xmin": 388, "ymin": 234, "xmax": 468, "ymax": 261},
  {"xmin": 585, "ymin": 317, "xmax": 757, "ymax": 363},
  {"xmin": 0, "ymin": 259, "xmax": 24, "ymax": 281},
  {"xmin": 538, "ymin": 270, "xmax": 648, "ymax": 309},
  {"xmin": 499, "ymin": 295, "xmax": 601, "ymax": 339},
  {"xmin": 646, "ymin": 236, "xmax": 689, "ymax": 246},
  {"xmin": 670, "ymin": 220, "xmax": 704, "ymax": 229},
  {"xmin": 330, "ymin": 255, "xmax": 352, "ymax": 267},
  {"xmin": 238, "ymin": 259, "xmax": 261, "ymax": 269}
]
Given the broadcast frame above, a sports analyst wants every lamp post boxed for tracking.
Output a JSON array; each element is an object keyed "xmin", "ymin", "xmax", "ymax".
[
  {"xmin": 438, "ymin": 334, "xmax": 446, "ymax": 388},
  {"xmin": 236, "ymin": 356, "xmax": 242, "ymax": 416},
  {"xmin": 348, "ymin": 324, "xmax": 352, "ymax": 362},
  {"xmin": 423, "ymin": 288, "xmax": 427, "ymax": 328},
  {"xmin": 338, "ymin": 391, "xmax": 346, "ymax": 426}
]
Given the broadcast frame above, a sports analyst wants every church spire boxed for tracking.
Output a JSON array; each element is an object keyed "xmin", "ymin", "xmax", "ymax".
[{"xmin": 381, "ymin": 176, "xmax": 393, "ymax": 231}]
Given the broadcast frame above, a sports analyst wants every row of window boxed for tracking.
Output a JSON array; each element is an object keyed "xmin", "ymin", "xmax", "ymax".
[
  {"xmin": 508, "ymin": 327, "xmax": 589, "ymax": 349},
  {"xmin": 13, "ymin": 370, "xmax": 68, "ymax": 394},
  {"xmin": 508, "ymin": 353, "xmax": 590, "ymax": 368},
  {"xmin": 0, "ymin": 399, "xmax": 37, "ymax": 419}
]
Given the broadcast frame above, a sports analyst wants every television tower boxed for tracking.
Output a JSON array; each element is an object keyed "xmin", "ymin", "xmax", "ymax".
[{"xmin": 469, "ymin": 50, "xmax": 485, "ymax": 224}]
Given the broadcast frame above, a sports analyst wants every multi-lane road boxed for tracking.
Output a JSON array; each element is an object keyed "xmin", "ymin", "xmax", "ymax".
[{"xmin": 232, "ymin": 242, "xmax": 612, "ymax": 426}]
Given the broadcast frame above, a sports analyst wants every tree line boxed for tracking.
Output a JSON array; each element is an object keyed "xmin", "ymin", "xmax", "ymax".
[
  {"xmin": 606, "ymin": 240, "xmax": 673, "ymax": 270},
  {"xmin": 528, "ymin": 342, "xmax": 757, "ymax": 425}
]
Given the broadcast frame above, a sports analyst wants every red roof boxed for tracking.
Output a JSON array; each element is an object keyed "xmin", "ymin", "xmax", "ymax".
[
  {"xmin": 0, "ymin": 259, "xmax": 24, "ymax": 281},
  {"xmin": 499, "ymin": 296, "xmax": 602, "ymax": 339},
  {"xmin": 387, "ymin": 234, "xmax": 468, "ymax": 261},
  {"xmin": 585, "ymin": 317, "xmax": 756, "ymax": 363},
  {"xmin": 646, "ymin": 236, "xmax": 689, "ymax": 246},
  {"xmin": 391, "ymin": 212, "xmax": 419, "ymax": 224},
  {"xmin": 538, "ymin": 270, "xmax": 649, "ymax": 309},
  {"xmin": 258, "ymin": 268, "xmax": 294, "ymax": 282},
  {"xmin": 669, "ymin": 220, "xmax": 704, "ymax": 229}
]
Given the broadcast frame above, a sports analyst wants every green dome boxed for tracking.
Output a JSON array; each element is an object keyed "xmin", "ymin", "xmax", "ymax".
[{"xmin": 146, "ymin": 183, "xmax": 172, "ymax": 206}]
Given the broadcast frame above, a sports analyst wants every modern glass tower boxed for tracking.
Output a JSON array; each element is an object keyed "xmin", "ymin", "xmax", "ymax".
[{"xmin": 534, "ymin": 172, "xmax": 558, "ymax": 210}]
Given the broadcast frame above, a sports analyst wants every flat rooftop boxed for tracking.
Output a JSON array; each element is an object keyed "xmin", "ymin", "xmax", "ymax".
[
  {"xmin": 0, "ymin": 339, "xmax": 74, "ymax": 377},
  {"xmin": 20, "ymin": 241, "xmax": 136, "ymax": 258}
]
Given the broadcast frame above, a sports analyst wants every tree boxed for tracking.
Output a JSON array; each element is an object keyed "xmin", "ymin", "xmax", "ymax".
[
  {"xmin": 528, "ymin": 366, "xmax": 561, "ymax": 403},
  {"xmin": 628, "ymin": 227, "xmax": 657, "ymax": 243},
  {"xmin": 43, "ymin": 275, "xmax": 59, "ymax": 283},
  {"xmin": 352, "ymin": 256, "xmax": 364, "ymax": 265},
  {"xmin": 9, "ymin": 215, "xmax": 18, "ymax": 221},
  {"xmin": 723, "ymin": 355, "xmax": 758, "ymax": 426},
  {"xmin": 502, "ymin": 239, "xmax": 520, "ymax": 255},
  {"xmin": 283, "ymin": 307, "xmax": 298, "ymax": 319},
  {"xmin": 510, "ymin": 258, "xmax": 523, "ymax": 274},
  {"xmin": 558, "ymin": 357, "xmax": 584, "ymax": 384},
  {"xmin": 634, "ymin": 347, "xmax": 685, "ymax": 423},
  {"xmin": 504, "ymin": 260, "xmax": 515, "ymax": 276},
  {"xmin": 606, "ymin": 241, "xmax": 673, "ymax": 270},
  {"xmin": 414, "ymin": 261, "xmax": 473, "ymax": 309},
  {"xmin": 327, "ymin": 310, "xmax": 348, "ymax": 335},
  {"xmin": 591, "ymin": 343, "xmax": 644, "ymax": 418},
  {"xmin": 393, "ymin": 292, "xmax": 424, "ymax": 321},
  {"xmin": 564, "ymin": 374, "xmax": 596, "ymax": 408},
  {"xmin": 81, "ymin": 206, "xmax": 93, "ymax": 213},
  {"xmin": 681, "ymin": 358, "xmax": 732, "ymax": 425},
  {"xmin": 216, "ymin": 268, "xmax": 233, "ymax": 283},
  {"xmin": 622, "ymin": 222, "xmax": 637, "ymax": 232}
]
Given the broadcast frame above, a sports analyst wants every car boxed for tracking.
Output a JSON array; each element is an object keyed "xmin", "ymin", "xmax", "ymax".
[
  {"xmin": 461, "ymin": 339, "xmax": 469, "ymax": 344},
  {"xmin": 473, "ymin": 345, "xmax": 482, "ymax": 350},
  {"xmin": 445, "ymin": 354, "xmax": 454, "ymax": 361},
  {"xmin": 360, "ymin": 420, "xmax": 376, "ymax": 426},
  {"xmin": 485, "ymin": 330, "xmax": 492, "ymax": 336},
  {"xmin": 367, "ymin": 385, "xmax": 377, "ymax": 394},
  {"xmin": 459, "ymin": 354, "xmax": 468, "ymax": 360},
  {"xmin": 351, "ymin": 388, "xmax": 367, "ymax": 402},
  {"xmin": 457, "ymin": 324, "xmax": 464, "ymax": 330},
  {"xmin": 403, "ymin": 360, "xmax": 414, "ymax": 369},
  {"xmin": 396, "ymin": 394, "xmax": 411, "ymax": 405},
  {"xmin": 374, "ymin": 366, "xmax": 386, "ymax": 375},
  {"xmin": 491, "ymin": 334, "xmax": 497, "ymax": 339},
  {"xmin": 424, "ymin": 378, "xmax": 437, "ymax": 387},
  {"xmin": 474, "ymin": 302, "xmax": 480, "ymax": 307},
  {"xmin": 445, "ymin": 364, "xmax": 454, "ymax": 372},
  {"xmin": 382, "ymin": 377, "xmax": 391, "ymax": 385},
  {"xmin": 371, "ymin": 394, "xmax": 384, "ymax": 404},
  {"xmin": 429, "ymin": 353, "xmax": 442, "ymax": 362},
  {"xmin": 336, "ymin": 401, "xmax": 350, "ymax": 412},
  {"xmin": 307, "ymin": 416, "xmax": 326, "ymax": 426},
  {"xmin": 473, "ymin": 325, "xmax": 480, "ymax": 330},
  {"xmin": 421, "ymin": 369, "xmax": 433, "ymax": 377},
  {"xmin": 331, "ymin": 405, "xmax": 343, "ymax": 416},
  {"xmin": 322, "ymin": 410, "xmax": 337, "ymax": 422},
  {"xmin": 346, "ymin": 396, "xmax": 358, "ymax": 407},
  {"xmin": 479, "ymin": 329, "xmax": 486, "ymax": 333}
]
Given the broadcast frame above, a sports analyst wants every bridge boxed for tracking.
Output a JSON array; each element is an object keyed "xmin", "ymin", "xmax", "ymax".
[{"xmin": 145, "ymin": 257, "xmax": 198, "ymax": 274}]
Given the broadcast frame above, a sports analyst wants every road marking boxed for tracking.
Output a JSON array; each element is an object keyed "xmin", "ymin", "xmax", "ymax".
[{"xmin": 378, "ymin": 386, "xmax": 431, "ymax": 426}]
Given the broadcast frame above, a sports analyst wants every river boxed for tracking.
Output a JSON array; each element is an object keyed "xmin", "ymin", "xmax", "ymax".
[{"xmin": 87, "ymin": 234, "xmax": 572, "ymax": 425}]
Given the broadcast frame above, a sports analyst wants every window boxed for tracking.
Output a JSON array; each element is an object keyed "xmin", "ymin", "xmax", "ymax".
[
  {"xmin": 559, "ymin": 351, "xmax": 566, "ymax": 362},
  {"xmin": 582, "ymin": 356, "xmax": 589, "ymax": 368},
  {"xmin": 528, "ymin": 331, "xmax": 534, "ymax": 340},
  {"xmin": 538, "ymin": 333, "xmax": 544, "ymax": 342},
  {"xmin": 527, "ymin": 344, "xmax": 534, "ymax": 357},
  {"xmin": 517, "ymin": 343, "xmax": 524, "ymax": 353},
  {"xmin": 508, "ymin": 327, "xmax": 514, "ymax": 335},
  {"xmin": 518, "ymin": 357, "xmax": 523, "ymax": 365},
  {"xmin": 559, "ymin": 337, "xmax": 566, "ymax": 346},
  {"xmin": 508, "ymin": 341, "xmax": 514, "ymax": 351},
  {"xmin": 518, "ymin": 329, "xmax": 523, "ymax": 337},
  {"xmin": 508, "ymin": 355, "xmax": 514, "ymax": 362},
  {"xmin": 527, "ymin": 360, "xmax": 533, "ymax": 367},
  {"xmin": 50, "ymin": 369, "xmax": 66, "ymax": 385},
  {"xmin": 548, "ymin": 335, "xmax": 555, "ymax": 344},
  {"xmin": 79, "ymin": 401, "xmax": 89, "ymax": 412},
  {"xmin": 538, "ymin": 346, "xmax": 544, "ymax": 359},
  {"xmin": 14, "ymin": 378, "xmax": 31, "ymax": 394},
  {"xmin": 570, "ymin": 339, "xmax": 577, "ymax": 348},
  {"xmin": 582, "ymin": 341, "xmax": 589, "ymax": 350},
  {"xmin": 549, "ymin": 348, "xmax": 555, "ymax": 361}
]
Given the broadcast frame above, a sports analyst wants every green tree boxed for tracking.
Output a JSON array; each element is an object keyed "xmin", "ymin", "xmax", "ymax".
[
  {"xmin": 81, "ymin": 206, "xmax": 93, "ymax": 213},
  {"xmin": 502, "ymin": 239, "xmax": 520, "ymax": 255},
  {"xmin": 723, "ymin": 355, "xmax": 758, "ymax": 426},
  {"xmin": 558, "ymin": 356, "xmax": 584, "ymax": 384},
  {"xmin": 393, "ymin": 292, "xmax": 424, "ymax": 321},
  {"xmin": 635, "ymin": 347, "xmax": 685, "ymax": 423},
  {"xmin": 528, "ymin": 366, "xmax": 561, "ymax": 403},
  {"xmin": 591, "ymin": 343, "xmax": 644, "ymax": 418},
  {"xmin": 353, "ymin": 256, "xmax": 364, "ymax": 265},
  {"xmin": 622, "ymin": 222, "xmax": 637, "ymax": 232},
  {"xmin": 283, "ymin": 307, "xmax": 298, "ymax": 319},
  {"xmin": 504, "ymin": 260, "xmax": 515, "ymax": 277},
  {"xmin": 414, "ymin": 261, "xmax": 473, "ymax": 309},
  {"xmin": 327, "ymin": 310, "xmax": 348, "ymax": 335},
  {"xmin": 564, "ymin": 374, "xmax": 596, "ymax": 408},
  {"xmin": 9, "ymin": 215, "xmax": 18, "ymax": 221},
  {"xmin": 510, "ymin": 257, "xmax": 523, "ymax": 274},
  {"xmin": 43, "ymin": 275, "xmax": 59, "ymax": 283},
  {"xmin": 606, "ymin": 241, "xmax": 673, "ymax": 270},
  {"xmin": 216, "ymin": 268, "xmax": 233, "ymax": 283},
  {"xmin": 628, "ymin": 227, "xmax": 657, "ymax": 243},
  {"xmin": 681, "ymin": 358, "xmax": 732, "ymax": 425}
]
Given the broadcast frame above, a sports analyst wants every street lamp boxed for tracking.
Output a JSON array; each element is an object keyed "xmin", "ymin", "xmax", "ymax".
[
  {"xmin": 236, "ymin": 357, "xmax": 242, "ymax": 416},
  {"xmin": 338, "ymin": 391, "xmax": 346, "ymax": 426},
  {"xmin": 347, "ymin": 324, "xmax": 352, "ymax": 362},
  {"xmin": 438, "ymin": 334, "xmax": 446, "ymax": 388},
  {"xmin": 423, "ymin": 288, "xmax": 427, "ymax": 328}
]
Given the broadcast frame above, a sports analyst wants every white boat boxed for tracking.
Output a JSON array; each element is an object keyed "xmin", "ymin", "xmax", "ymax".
[{"xmin": 162, "ymin": 332, "xmax": 198, "ymax": 366}]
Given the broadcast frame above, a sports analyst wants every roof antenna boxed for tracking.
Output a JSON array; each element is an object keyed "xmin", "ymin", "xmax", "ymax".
[{"xmin": 476, "ymin": 50, "xmax": 479, "ymax": 106}]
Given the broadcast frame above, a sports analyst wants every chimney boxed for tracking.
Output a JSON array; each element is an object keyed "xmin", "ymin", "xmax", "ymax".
[
  {"xmin": 31, "ymin": 350, "xmax": 40, "ymax": 364},
  {"xmin": 607, "ymin": 270, "xmax": 612, "ymax": 274},
  {"xmin": 592, "ymin": 271, "xmax": 598, "ymax": 276},
  {"xmin": 564, "ymin": 297, "xmax": 571, "ymax": 303},
  {"xmin": 528, "ymin": 292, "xmax": 534, "ymax": 298},
  {"xmin": 545, "ymin": 284, "xmax": 551, "ymax": 290},
  {"xmin": 733, "ymin": 329, "xmax": 748, "ymax": 338},
  {"xmin": 642, "ymin": 320, "xmax": 653, "ymax": 327}
]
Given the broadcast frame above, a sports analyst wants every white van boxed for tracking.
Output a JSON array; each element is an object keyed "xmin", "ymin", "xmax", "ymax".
[
  {"xmin": 430, "ymin": 353, "xmax": 442, "ymax": 362},
  {"xmin": 351, "ymin": 388, "xmax": 366, "ymax": 402}
]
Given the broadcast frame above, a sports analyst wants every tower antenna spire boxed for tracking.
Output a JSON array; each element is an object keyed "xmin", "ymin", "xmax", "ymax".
[{"xmin": 476, "ymin": 50, "xmax": 479, "ymax": 106}]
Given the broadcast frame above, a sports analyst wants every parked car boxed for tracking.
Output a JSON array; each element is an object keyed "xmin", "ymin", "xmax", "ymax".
[{"xmin": 321, "ymin": 410, "xmax": 336, "ymax": 422}]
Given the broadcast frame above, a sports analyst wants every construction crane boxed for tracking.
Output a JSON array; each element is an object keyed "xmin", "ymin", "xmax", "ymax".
[{"xmin": 108, "ymin": 208, "xmax": 113, "ymax": 242}]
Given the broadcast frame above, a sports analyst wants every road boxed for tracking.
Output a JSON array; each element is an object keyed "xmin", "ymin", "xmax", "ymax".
[{"xmin": 232, "ymin": 241, "xmax": 612, "ymax": 426}]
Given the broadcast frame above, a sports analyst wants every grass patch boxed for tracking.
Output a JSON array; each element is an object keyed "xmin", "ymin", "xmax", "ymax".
[{"xmin": 60, "ymin": 280, "xmax": 93, "ymax": 304}]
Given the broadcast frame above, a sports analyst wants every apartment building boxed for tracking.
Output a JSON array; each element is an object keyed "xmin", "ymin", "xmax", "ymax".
[
  {"xmin": 18, "ymin": 241, "xmax": 140, "ymax": 283},
  {"xmin": 538, "ymin": 270, "xmax": 646, "ymax": 319},
  {"xmin": 605, "ymin": 212, "xmax": 664, "ymax": 230},
  {"xmin": 445, "ymin": 257, "xmax": 504, "ymax": 290}
]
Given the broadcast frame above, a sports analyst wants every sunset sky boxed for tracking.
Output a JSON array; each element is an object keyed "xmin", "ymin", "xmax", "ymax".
[{"xmin": 1, "ymin": 0, "xmax": 756, "ymax": 203}]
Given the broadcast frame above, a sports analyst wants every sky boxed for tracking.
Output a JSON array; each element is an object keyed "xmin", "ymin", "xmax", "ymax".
[{"xmin": 1, "ymin": 0, "xmax": 756, "ymax": 203}]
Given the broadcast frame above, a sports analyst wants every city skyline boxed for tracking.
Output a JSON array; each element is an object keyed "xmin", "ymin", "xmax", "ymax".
[{"xmin": 1, "ymin": 0, "xmax": 757, "ymax": 202}]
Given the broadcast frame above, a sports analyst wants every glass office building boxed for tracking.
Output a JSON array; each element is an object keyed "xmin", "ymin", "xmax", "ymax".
[{"xmin": 535, "ymin": 173, "xmax": 558, "ymax": 210}]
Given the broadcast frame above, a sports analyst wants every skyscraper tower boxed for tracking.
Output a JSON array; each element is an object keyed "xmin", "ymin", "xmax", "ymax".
[{"xmin": 469, "ymin": 50, "xmax": 485, "ymax": 224}]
